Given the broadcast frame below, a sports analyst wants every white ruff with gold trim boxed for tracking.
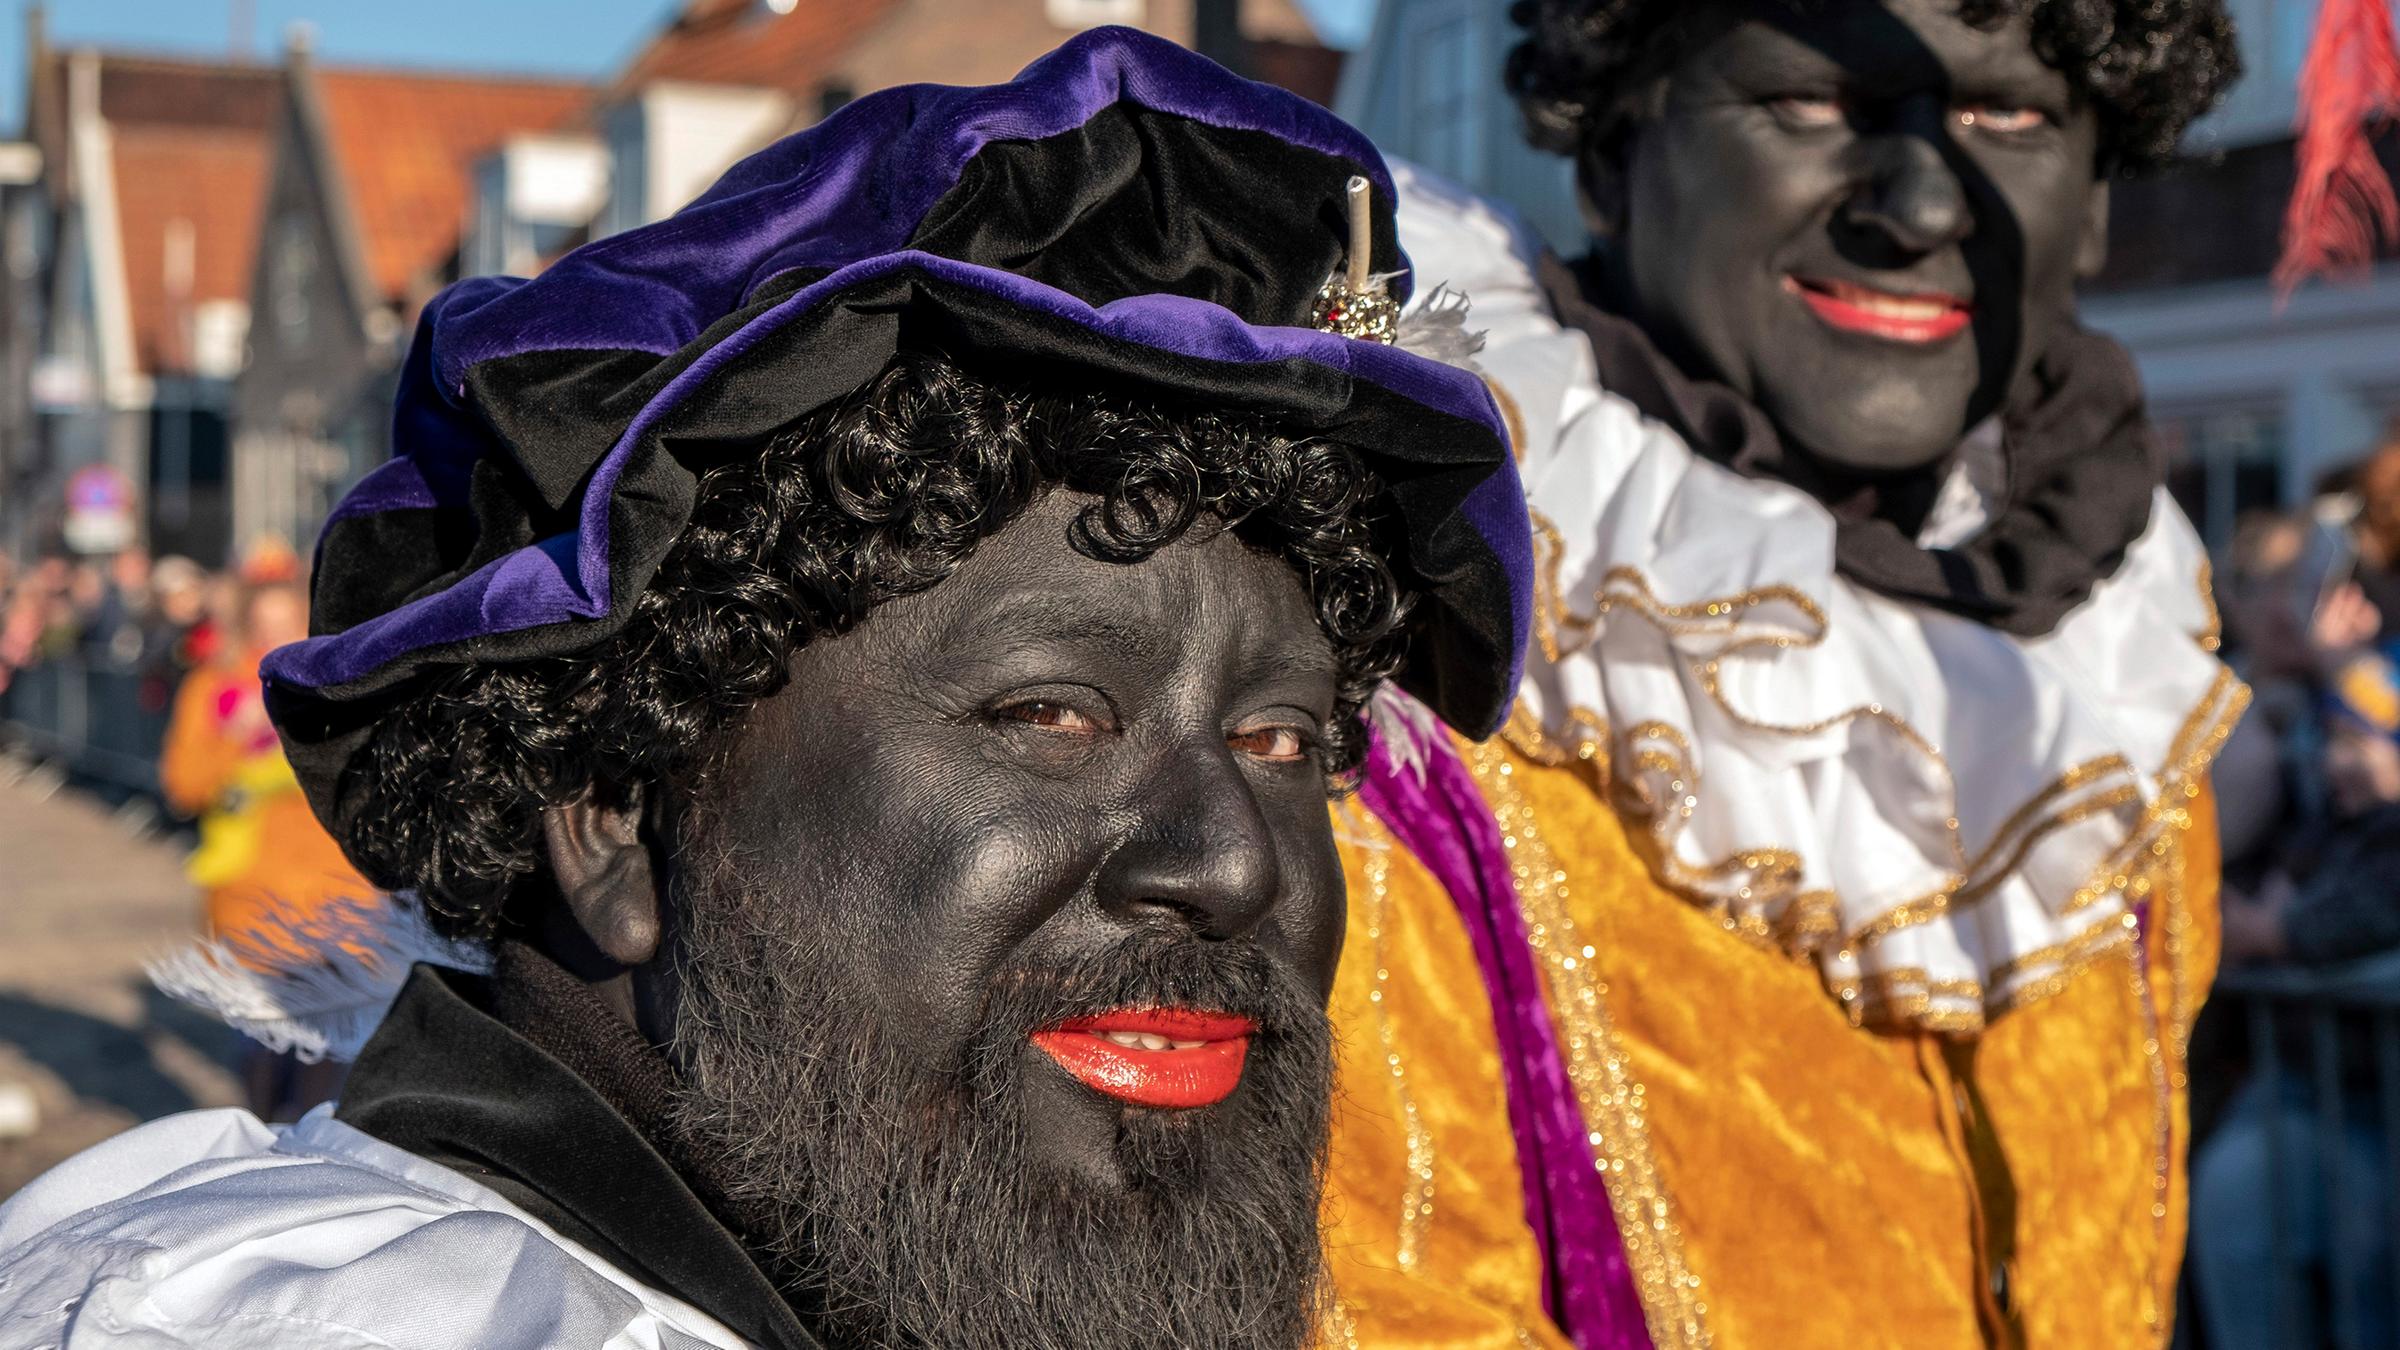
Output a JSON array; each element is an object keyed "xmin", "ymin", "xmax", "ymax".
[{"xmin": 1392, "ymin": 162, "xmax": 2246, "ymax": 1031}]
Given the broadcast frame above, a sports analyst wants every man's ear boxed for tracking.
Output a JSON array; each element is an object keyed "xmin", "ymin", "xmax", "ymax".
[
  {"xmin": 542, "ymin": 785, "xmax": 664, "ymax": 968},
  {"xmin": 2075, "ymin": 181, "xmax": 2111, "ymax": 280}
]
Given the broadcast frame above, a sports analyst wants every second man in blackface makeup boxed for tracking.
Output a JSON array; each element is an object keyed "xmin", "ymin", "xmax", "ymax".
[{"xmin": 1319, "ymin": 3, "xmax": 2250, "ymax": 1346}]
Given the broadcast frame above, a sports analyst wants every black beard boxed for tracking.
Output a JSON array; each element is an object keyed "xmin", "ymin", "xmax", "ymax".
[{"xmin": 661, "ymin": 844, "xmax": 1334, "ymax": 1350}]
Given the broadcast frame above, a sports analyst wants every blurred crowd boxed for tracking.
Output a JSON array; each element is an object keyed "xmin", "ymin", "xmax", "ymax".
[
  {"xmin": 0, "ymin": 546, "xmax": 264, "ymax": 709},
  {"xmin": 2210, "ymin": 430, "xmax": 2400, "ymax": 966},
  {"xmin": 0, "ymin": 539, "xmax": 364, "ymax": 1121},
  {"xmin": 2193, "ymin": 425, "xmax": 2400, "ymax": 1347}
]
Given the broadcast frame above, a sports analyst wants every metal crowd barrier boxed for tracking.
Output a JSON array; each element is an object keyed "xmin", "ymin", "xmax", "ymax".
[
  {"xmin": 0, "ymin": 657, "xmax": 169, "ymax": 797},
  {"xmin": 2187, "ymin": 955, "xmax": 2400, "ymax": 1350}
]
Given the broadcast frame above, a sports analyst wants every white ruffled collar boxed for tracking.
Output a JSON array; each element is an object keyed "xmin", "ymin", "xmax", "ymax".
[
  {"xmin": 1385, "ymin": 159, "xmax": 2245, "ymax": 1030},
  {"xmin": 1511, "ymin": 367, "xmax": 2242, "ymax": 1028}
]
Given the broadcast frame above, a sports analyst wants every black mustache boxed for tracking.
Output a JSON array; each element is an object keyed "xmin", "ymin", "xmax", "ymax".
[{"xmin": 970, "ymin": 931, "xmax": 1318, "ymax": 1058}]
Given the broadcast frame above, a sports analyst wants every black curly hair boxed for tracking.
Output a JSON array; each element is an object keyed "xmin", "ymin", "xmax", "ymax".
[
  {"xmin": 1507, "ymin": 0, "xmax": 2241, "ymax": 181},
  {"xmin": 339, "ymin": 351, "xmax": 1412, "ymax": 936}
]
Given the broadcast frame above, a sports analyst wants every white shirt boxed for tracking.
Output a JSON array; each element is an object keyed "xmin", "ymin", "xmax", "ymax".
[{"xmin": 0, "ymin": 1106, "xmax": 751, "ymax": 1349}]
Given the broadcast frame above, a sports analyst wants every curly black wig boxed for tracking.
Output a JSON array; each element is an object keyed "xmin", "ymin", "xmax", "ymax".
[
  {"xmin": 1507, "ymin": 0, "xmax": 2242, "ymax": 179},
  {"xmin": 339, "ymin": 351, "xmax": 1411, "ymax": 935}
]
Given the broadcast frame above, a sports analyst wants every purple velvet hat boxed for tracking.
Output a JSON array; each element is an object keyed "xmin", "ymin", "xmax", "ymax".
[{"xmin": 262, "ymin": 27, "xmax": 1532, "ymax": 829}]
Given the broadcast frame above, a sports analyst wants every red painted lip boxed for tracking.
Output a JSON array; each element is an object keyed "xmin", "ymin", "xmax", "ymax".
[
  {"xmin": 1785, "ymin": 275, "xmax": 1972, "ymax": 344},
  {"xmin": 1030, "ymin": 1008, "xmax": 1256, "ymax": 1109}
]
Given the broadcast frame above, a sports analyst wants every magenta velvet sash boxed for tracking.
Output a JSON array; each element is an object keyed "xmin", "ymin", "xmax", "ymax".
[{"xmin": 1357, "ymin": 728, "xmax": 1655, "ymax": 1349}]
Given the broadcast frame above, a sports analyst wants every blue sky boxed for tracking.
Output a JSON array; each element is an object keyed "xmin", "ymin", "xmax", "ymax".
[{"xmin": 0, "ymin": 0, "xmax": 1376, "ymax": 130}]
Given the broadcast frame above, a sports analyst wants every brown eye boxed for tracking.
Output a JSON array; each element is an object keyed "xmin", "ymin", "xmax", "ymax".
[
  {"xmin": 1229, "ymin": 726, "xmax": 1310, "ymax": 762},
  {"xmin": 999, "ymin": 701, "xmax": 1097, "ymax": 732},
  {"xmin": 1959, "ymin": 105, "xmax": 2046, "ymax": 133},
  {"xmin": 1768, "ymin": 96, "xmax": 1844, "ymax": 129}
]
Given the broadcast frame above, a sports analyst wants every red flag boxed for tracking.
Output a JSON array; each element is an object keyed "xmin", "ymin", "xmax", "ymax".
[{"xmin": 2276, "ymin": 0, "xmax": 2400, "ymax": 297}]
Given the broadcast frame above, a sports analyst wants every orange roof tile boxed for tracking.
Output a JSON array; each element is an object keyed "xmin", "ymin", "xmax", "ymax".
[
  {"xmin": 111, "ymin": 127, "xmax": 272, "ymax": 375},
  {"xmin": 91, "ymin": 57, "xmax": 280, "ymax": 377},
  {"xmin": 615, "ymin": 0, "xmax": 903, "ymax": 95},
  {"xmin": 312, "ymin": 69, "xmax": 592, "ymax": 302}
]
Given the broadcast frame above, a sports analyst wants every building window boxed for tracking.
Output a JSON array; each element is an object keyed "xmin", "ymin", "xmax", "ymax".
[
  {"xmin": 267, "ymin": 216, "xmax": 315, "ymax": 352},
  {"xmin": 600, "ymin": 103, "xmax": 648, "ymax": 238},
  {"xmin": 1047, "ymin": 0, "xmax": 1144, "ymax": 29},
  {"xmin": 2157, "ymin": 404, "xmax": 2286, "ymax": 554},
  {"xmin": 2366, "ymin": 387, "xmax": 2400, "ymax": 454},
  {"xmin": 466, "ymin": 158, "xmax": 511, "ymax": 278}
]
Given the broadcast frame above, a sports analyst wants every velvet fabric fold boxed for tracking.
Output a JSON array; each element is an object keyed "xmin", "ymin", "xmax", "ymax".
[{"xmin": 1359, "ymin": 725, "xmax": 1654, "ymax": 1349}]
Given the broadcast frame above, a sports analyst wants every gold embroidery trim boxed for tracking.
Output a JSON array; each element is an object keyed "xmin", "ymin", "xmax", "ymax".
[
  {"xmin": 1529, "ymin": 510, "xmax": 1573, "ymax": 666},
  {"xmin": 1323, "ymin": 1296, "xmax": 1361, "ymax": 1350},
  {"xmin": 1486, "ymin": 376, "xmax": 1530, "ymax": 466},
  {"xmin": 2196, "ymin": 558, "xmax": 2223, "ymax": 654},
  {"xmin": 1844, "ymin": 783, "xmax": 2144, "ymax": 950},
  {"xmin": 1516, "ymin": 512, "xmax": 2252, "ymax": 1032},
  {"xmin": 1472, "ymin": 737, "xmax": 1711, "ymax": 1348},
  {"xmin": 2126, "ymin": 907, "xmax": 2175, "ymax": 1339},
  {"xmin": 1503, "ymin": 697, "xmax": 1610, "ymax": 781},
  {"xmin": 2148, "ymin": 710, "xmax": 2205, "ymax": 1345},
  {"xmin": 1358, "ymin": 844, "xmax": 1436, "ymax": 1270}
]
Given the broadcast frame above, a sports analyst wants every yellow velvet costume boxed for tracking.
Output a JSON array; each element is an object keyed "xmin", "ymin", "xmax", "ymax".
[{"xmin": 1322, "ymin": 725, "xmax": 2227, "ymax": 1349}]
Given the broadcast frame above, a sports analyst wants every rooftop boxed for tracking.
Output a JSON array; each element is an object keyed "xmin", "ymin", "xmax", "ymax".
[{"xmin": 312, "ymin": 67, "xmax": 593, "ymax": 303}]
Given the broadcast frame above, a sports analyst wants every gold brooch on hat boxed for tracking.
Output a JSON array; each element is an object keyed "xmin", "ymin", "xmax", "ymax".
[{"xmin": 1311, "ymin": 176, "xmax": 1401, "ymax": 344}]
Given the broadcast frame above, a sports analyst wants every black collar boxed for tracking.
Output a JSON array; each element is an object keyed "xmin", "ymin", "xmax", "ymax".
[
  {"xmin": 337, "ymin": 963, "xmax": 822, "ymax": 1350},
  {"xmin": 1539, "ymin": 252, "xmax": 2161, "ymax": 640}
]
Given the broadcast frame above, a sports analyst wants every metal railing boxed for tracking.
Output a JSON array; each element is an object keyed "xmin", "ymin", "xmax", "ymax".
[
  {"xmin": 2188, "ymin": 955, "xmax": 2400, "ymax": 1350},
  {"xmin": 0, "ymin": 658, "xmax": 170, "ymax": 797}
]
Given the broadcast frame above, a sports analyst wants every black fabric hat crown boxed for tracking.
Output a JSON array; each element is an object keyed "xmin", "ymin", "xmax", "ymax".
[{"xmin": 262, "ymin": 28, "xmax": 1534, "ymax": 832}]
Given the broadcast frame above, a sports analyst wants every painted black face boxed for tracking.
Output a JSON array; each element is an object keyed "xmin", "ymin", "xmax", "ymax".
[
  {"xmin": 1610, "ymin": 0, "xmax": 2107, "ymax": 473},
  {"xmin": 673, "ymin": 489, "xmax": 1345, "ymax": 1184}
]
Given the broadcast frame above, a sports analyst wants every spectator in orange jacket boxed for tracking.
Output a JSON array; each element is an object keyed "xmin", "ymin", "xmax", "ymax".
[{"xmin": 158, "ymin": 578, "xmax": 371, "ymax": 1118}]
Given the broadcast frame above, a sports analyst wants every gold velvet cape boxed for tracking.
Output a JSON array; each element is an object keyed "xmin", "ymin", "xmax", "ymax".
[{"xmin": 1320, "ymin": 728, "xmax": 2223, "ymax": 1348}]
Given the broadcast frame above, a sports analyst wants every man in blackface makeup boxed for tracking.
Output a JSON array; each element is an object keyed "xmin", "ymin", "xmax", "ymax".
[
  {"xmin": 1313, "ymin": 3, "xmax": 2252, "ymax": 1347},
  {"xmin": 0, "ymin": 31, "xmax": 1536, "ymax": 1350}
]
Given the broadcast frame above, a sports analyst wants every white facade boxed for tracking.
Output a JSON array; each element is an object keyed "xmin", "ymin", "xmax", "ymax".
[
  {"xmin": 465, "ymin": 133, "xmax": 609, "ymax": 279},
  {"xmin": 2193, "ymin": 0, "xmax": 2319, "ymax": 149},
  {"xmin": 2084, "ymin": 267, "xmax": 2400, "ymax": 546},
  {"xmin": 2089, "ymin": 0, "xmax": 2400, "ymax": 552},
  {"xmin": 596, "ymin": 82, "xmax": 796, "ymax": 238}
]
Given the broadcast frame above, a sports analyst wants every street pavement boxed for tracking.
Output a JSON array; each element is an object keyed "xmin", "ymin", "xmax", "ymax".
[{"xmin": 0, "ymin": 761, "xmax": 241, "ymax": 1198}]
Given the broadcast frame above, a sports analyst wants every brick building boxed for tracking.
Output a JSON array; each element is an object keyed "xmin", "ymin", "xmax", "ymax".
[
  {"xmin": 0, "ymin": 2, "xmax": 1344, "ymax": 564},
  {"xmin": 266, "ymin": 0, "xmax": 1348, "ymax": 559}
]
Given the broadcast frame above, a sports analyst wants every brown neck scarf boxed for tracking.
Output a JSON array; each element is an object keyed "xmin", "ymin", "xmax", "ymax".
[{"xmin": 1538, "ymin": 253, "xmax": 2162, "ymax": 639}]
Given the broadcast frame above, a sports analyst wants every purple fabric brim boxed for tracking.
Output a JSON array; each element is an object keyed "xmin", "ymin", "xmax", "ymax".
[{"xmin": 264, "ymin": 251, "xmax": 1523, "ymax": 701}]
